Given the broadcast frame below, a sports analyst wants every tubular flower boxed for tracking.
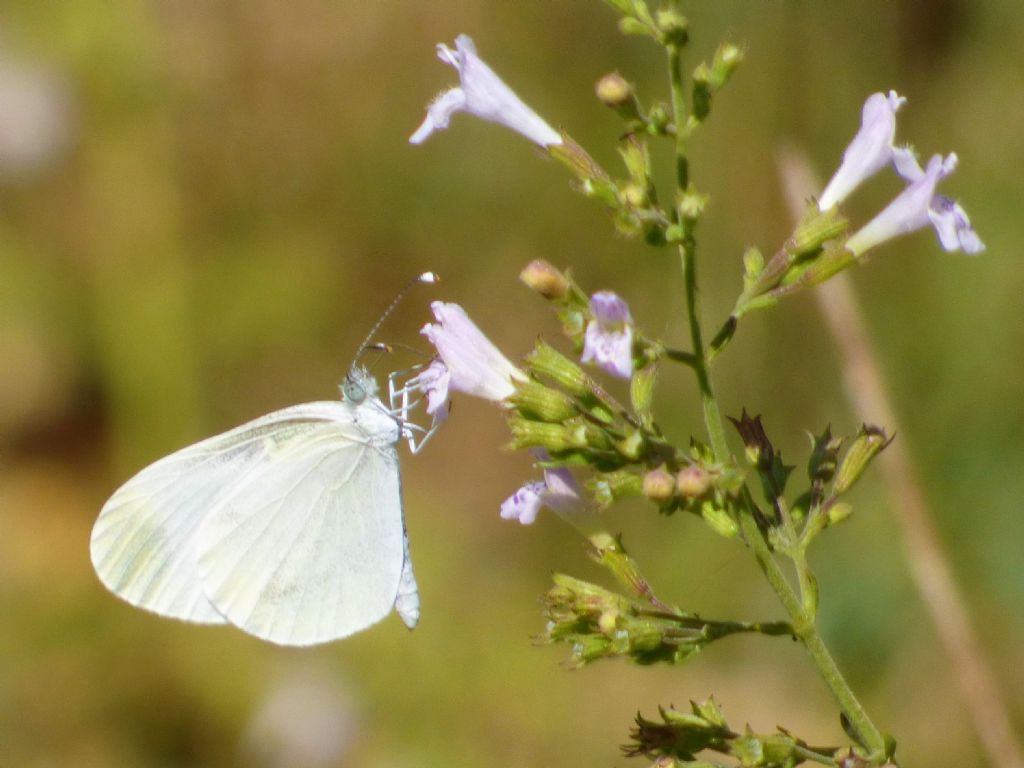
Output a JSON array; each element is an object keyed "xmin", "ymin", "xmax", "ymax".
[
  {"xmin": 817, "ymin": 91, "xmax": 906, "ymax": 211},
  {"xmin": 846, "ymin": 151, "xmax": 984, "ymax": 257},
  {"xmin": 420, "ymin": 301, "xmax": 527, "ymax": 407},
  {"xmin": 581, "ymin": 291, "xmax": 634, "ymax": 380},
  {"xmin": 891, "ymin": 148, "xmax": 984, "ymax": 254},
  {"xmin": 409, "ymin": 34, "xmax": 562, "ymax": 148},
  {"xmin": 500, "ymin": 451, "xmax": 588, "ymax": 526}
]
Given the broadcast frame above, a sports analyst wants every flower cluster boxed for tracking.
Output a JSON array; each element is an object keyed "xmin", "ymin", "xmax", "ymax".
[
  {"xmin": 414, "ymin": 291, "xmax": 639, "ymax": 531},
  {"xmin": 817, "ymin": 90, "xmax": 983, "ymax": 256},
  {"xmin": 726, "ymin": 90, "xmax": 984, "ymax": 326}
]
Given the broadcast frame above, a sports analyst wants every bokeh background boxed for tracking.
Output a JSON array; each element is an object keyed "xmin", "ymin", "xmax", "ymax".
[{"xmin": 1, "ymin": 1, "xmax": 1021, "ymax": 766}]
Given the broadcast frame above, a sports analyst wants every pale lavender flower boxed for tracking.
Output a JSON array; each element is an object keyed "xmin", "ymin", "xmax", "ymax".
[
  {"xmin": 891, "ymin": 148, "xmax": 984, "ymax": 254},
  {"xmin": 420, "ymin": 301, "xmax": 526, "ymax": 406},
  {"xmin": 500, "ymin": 450, "xmax": 587, "ymax": 526},
  {"xmin": 410, "ymin": 359, "xmax": 450, "ymax": 422},
  {"xmin": 581, "ymin": 291, "xmax": 633, "ymax": 380},
  {"xmin": 409, "ymin": 34, "xmax": 562, "ymax": 148},
  {"xmin": 817, "ymin": 90, "xmax": 906, "ymax": 211},
  {"xmin": 846, "ymin": 151, "xmax": 984, "ymax": 256},
  {"xmin": 500, "ymin": 481, "xmax": 545, "ymax": 525}
]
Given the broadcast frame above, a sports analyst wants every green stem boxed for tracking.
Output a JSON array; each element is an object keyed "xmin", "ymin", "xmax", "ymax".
[
  {"xmin": 668, "ymin": 44, "xmax": 728, "ymax": 460},
  {"xmin": 665, "ymin": 38, "xmax": 888, "ymax": 762},
  {"xmin": 801, "ymin": 622, "xmax": 887, "ymax": 756}
]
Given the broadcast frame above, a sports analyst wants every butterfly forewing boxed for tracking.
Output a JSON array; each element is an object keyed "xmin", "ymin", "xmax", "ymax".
[
  {"xmin": 196, "ymin": 403, "xmax": 406, "ymax": 646},
  {"xmin": 88, "ymin": 415, "xmax": 302, "ymax": 625}
]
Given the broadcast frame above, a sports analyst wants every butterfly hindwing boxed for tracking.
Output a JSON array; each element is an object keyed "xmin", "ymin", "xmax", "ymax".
[{"xmin": 196, "ymin": 403, "xmax": 405, "ymax": 646}]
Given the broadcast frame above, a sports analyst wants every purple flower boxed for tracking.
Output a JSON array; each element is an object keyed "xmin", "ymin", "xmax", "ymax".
[
  {"xmin": 817, "ymin": 91, "xmax": 906, "ymax": 212},
  {"xmin": 500, "ymin": 451, "xmax": 587, "ymax": 526},
  {"xmin": 581, "ymin": 291, "xmax": 633, "ymax": 380},
  {"xmin": 846, "ymin": 151, "xmax": 984, "ymax": 257},
  {"xmin": 409, "ymin": 34, "xmax": 562, "ymax": 148},
  {"xmin": 420, "ymin": 301, "xmax": 526, "ymax": 407}
]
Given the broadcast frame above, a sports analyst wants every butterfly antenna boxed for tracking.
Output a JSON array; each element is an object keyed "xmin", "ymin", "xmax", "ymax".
[{"xmin": 353, "ymin": 272, "xmax": 439, "ymax": 366}]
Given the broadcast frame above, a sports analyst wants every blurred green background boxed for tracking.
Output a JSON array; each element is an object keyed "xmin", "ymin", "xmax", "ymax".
[{"xmin": 1, "ymin": 1, "xmax": 1021, "ymax": 766}]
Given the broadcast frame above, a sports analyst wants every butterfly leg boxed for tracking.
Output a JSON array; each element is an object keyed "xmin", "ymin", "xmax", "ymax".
[{"xmin": 385, "ymin": 367, "xmax": 446, "ymax": 454}]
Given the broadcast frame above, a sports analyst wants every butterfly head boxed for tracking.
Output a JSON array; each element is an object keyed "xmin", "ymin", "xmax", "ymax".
[{"xmin": 342, "ymin": 366, "xmax": 379, "ymax": 405}]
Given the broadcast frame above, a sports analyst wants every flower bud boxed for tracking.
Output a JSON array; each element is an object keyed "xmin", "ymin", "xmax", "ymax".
[
  {"xmin": 591, "ymin": 471, "xmax": 643, "ymax": 506},
  {"xmin": 833, "ymin": 424, "xmax": 892, "ymax": 495},
  {"xmin": 656, "ymin": 9, "xmax": 689, "ymax": 47},
  {"xmin": 595, "ymin": 72, "xmax": 633, "ymax": 108},
  {"xmin": 677, "ymin": 185, "xmax": 709, "ymax": 221},
  {"xmin": 519, "ymin": 259, "xmax": 569, "ymax": 299},
  {"xmin": 789, "ymin": 206, "xmax": 848, "ymax": 256},
  {"xmin": 507, "ymin": 381, "xmax": 577, "ymax": 422},
  {"xmin": 647, "ymin": 102, "xmax": 671, "ymax": 133},
  {"xmin": 807, "ymin": 426, "xmax": 843, "ymax": 484},
  {"xmin": 708, "ymin": 42, "xmax": 743, "ymax": 89},
  {"xmin": 508, "ymin": 419, "xmax": 575, "ymax": 452},
  {"xmin": 616, "ymin": 428, "xmax": 646, "ymax": 461},
  {"xmin": 827, "ymin": 501, "xmax": 853, "ymax": 526},
  {"xmin": 676, "ymin": 464, "xmax": 711, "ymax": 498},
  {"xmin": 700, "ymin": 500, "xmax": 739, "ymax": 538},
  {"xmin": 525, "ymin": 340, "xmax": 590, "ymax": 398},
  {"xmin": 642, "ymin": 466, "xmax": 676, "ymax": 504},
  {"xmin": 621, "ymin": 182, "xmax": 648, "ymax": 208}
]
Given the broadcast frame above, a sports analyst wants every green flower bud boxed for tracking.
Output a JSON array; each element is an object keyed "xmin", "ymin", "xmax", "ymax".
[
  {"xmin": 827, "ymin": 501, "xmax": 853, "ymax": 526},
  {"xmin": 508, "ymin": 419, "xmax": 575, "ymax": 452},
  {"xmin": 742, "ymin": 247, "xmax": 764, "ymax": 288},
  {"xmin": 621, "ymin": 182, "xmax": 648, "ymax": 208},
  {"xmin": 643, "ymin": 466, "xmax": 676, "ymax": 503},
  {"xmin": 591, "ymin": 471, "xmax": 643, "ymax": 506},
  {"xmin": 519, "ymin": 259, "xmax": 569, "ymax": 299},
  {"xmin": 656, "ymin": 9, "xmax": 689, "ymax": 47},
  {"xmin": 833, "ymin": 424, "xmax": 892, "ymax": 495},
  {"xmin": 789, "ymin": 205, "xmax": 848, "ymax": 257},
  {"xmin": 701, "ymin": 500, "xmax": 739, "ymax": 538},
  {"xmin": 676, "ymin": 185, "xmax": 709, "ymax": 221},
  {"xmin": 525, "ymin": 340, "xmax": 590, "ymax": 398},
  {"xmin": 648, "ymin": 102, "xmax": 672, "ymax": 133},
  {"xmin": 630, "ymin": 364, "xmax": 657, "ymax": 426},
  {"xmin": 708, "ymin": 42, "xmax": 743, "ymax": 89},
  {"xmin": 616, "ymin": 428, "xmax": 647, "ymax": 461},
  {"xmin": 507, "ymin": 381, "xmax": 577, "ymax": 422},
  {"xmin": 807, "ymin": 426, "xmax": 843, "ymax": 483},
  {"xmin": 676, "ymin": 464, "xmax": 711, "ymax": 498}
]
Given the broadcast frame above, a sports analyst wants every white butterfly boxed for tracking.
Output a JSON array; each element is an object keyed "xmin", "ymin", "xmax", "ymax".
[{"xmin": 90, "ymin": 362, "xmax": 431, "ymax": 647}]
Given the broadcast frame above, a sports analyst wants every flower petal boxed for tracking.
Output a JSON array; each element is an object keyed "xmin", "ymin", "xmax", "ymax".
[
  {"xmin": 421, "ymin": 301, "xmax": 525, "ymax": 403},
  {"xmin": 818, "ymin": 91, "xmax": 905, "ymax": 211},
  {"xmin": 409, "ymin": 88, "xmax": 467, "ymax": 145},
  {"xmin": 580, "ymin": 291, "xmax": 634, "ymax": 379},
  {"xmin": 500, "ymin": 481, "xmax": 545, "ymax": 525},
  {"xmin": 410, "ymin": 35, "xmax": 562, "ymax": 147}
]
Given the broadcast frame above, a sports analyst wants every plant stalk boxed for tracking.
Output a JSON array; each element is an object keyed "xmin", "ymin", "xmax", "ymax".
[{"xmin": 666, "ymin": 39, "xmax": 888, "ymax": 762}]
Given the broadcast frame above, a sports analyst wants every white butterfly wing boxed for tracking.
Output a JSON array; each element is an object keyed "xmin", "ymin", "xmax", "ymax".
[
  {"xmin": 89, "ymin": 406, "xmax": 327, "ymax": 625},
  {"xmin": 196, "ymin": 400, "xmax": 407, "ymax": 646}
]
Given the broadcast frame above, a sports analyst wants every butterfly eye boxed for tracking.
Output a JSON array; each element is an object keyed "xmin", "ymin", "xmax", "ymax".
[{"xmin": 343, "ymin": 376, "xmax": 367, "ymax": 404}]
